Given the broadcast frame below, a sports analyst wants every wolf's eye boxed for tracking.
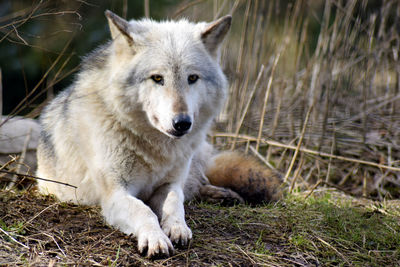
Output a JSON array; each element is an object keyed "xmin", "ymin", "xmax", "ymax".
[
  {"xmin": 188, "ymin": 74, "xmax": 199, "ymax": 84},
  {"xmin": 151, "ymin": 75, "xmax": 164, "ymax": 85}
]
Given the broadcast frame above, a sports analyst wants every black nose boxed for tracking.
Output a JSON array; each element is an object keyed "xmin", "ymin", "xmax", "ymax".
[{"xmin": 172, "ymin": 114, "xmax": 192, "ymax": 136}]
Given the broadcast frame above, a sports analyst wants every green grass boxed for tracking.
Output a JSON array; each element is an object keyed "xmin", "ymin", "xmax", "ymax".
[
  {"xmin": 1, "ymin": 189, "xmax": 399, "ymax": 266},
  {"xmin": 0, "ymin": 219, "xmax": 26, "ymax": 236},
  {"xmin": 186, "ymin": 190, "xmax": 400, "ymax": 266},
  {"xmin": 282, "ymin": 193, "xmax": 400, "ymax": 266}
]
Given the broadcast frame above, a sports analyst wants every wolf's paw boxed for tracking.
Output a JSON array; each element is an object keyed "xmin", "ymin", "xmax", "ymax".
[
  {"xmin": 161, "ymin": 220, "xmax": 192, "ymax": 246},
  {"xmin": 137, "ymin": 228, "xmax": 174, "ymax": 258},
  {"xmin": 200, "ymin": 184, "xmax": 244, "ymax": 205}
]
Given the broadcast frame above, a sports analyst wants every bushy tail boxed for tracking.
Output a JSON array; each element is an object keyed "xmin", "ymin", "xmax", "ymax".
[{"xmin": 205, "ymin": 151, "xmax": 283, "ymax": 204}]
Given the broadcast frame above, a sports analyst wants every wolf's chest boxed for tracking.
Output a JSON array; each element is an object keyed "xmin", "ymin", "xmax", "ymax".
[
  {"xmin": 109, "ymin": 128, "xmax": 196, "ymax": 200},
  {"xmin": 124, "ymin": 156, "xmax": 191, "ymax": 201}
]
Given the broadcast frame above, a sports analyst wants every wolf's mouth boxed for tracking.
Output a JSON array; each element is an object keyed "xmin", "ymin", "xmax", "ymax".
[{"xmin": 167, "ymin": 129, "xmax": 190, "ymax": 138}]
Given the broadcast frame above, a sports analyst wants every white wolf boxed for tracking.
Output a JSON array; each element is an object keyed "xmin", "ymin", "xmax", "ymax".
[{"xmin": 37, "ymin": 10, "xmax": 281, "ymax": 257}]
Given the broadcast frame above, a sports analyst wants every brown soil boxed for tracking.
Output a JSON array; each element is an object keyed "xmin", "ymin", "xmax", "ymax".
[{"xmin": 0, "ymin": 190, "xmax": 287, "ymax": 266}]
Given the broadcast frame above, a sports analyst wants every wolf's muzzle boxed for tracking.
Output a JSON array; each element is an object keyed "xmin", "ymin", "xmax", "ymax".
[{"xmin": 171, "ymin": 114, "xmax": 192, "ymax": 137}]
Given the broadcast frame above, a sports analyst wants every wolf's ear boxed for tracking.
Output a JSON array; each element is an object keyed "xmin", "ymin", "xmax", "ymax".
[
  {"xmin": 105, "ymin": 10, "xmax": 134, "ymax": 46},
  {"xmin": 201, "ymin": 15, "xmax": 232, "ymax": 57}
]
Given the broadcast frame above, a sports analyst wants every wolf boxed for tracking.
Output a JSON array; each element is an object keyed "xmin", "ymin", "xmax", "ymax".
[{"xmin": 36, "ymin": 10, "xmax": 282, "ymax": 257}]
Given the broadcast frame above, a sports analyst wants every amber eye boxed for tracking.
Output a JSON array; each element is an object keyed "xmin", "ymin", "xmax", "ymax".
[
  {"xmin": 188, "ymin": 74, "xmax": 199, "ymax": 84},
  {"xmin": 151, "ymin": 75, "xmax": 164, "ymax": 85}
]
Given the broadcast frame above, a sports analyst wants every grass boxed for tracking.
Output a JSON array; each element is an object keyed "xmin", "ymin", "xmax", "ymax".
[
  {"xmin": 2, "ymin": 1, "xmax": 400, "ymax": 197},
  {"xmin": 1, "ymin": 188, "xmax": 399, "ymax": 266},
  {"xmin": 1, "ymin": 0, "xmax": 400, "ymax": 266}
]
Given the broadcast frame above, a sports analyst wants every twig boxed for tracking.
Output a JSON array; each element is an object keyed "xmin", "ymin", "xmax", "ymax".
[
  {"xmin": 321, "ymin": 180, "xmax": 375, "ymax": 200},
  {"xmin": 249, "ymin": 145, "xmax": 275, "ymax": 170},
  {"xmin": 228, "ymin": 0, "xmax": 252, "ymax": 133},
  {"xmin": 42, "ymin": 232, "xmax": 67, "ymax": 257},
  {"xmin": 304, "ymin": 179, "xmax": 323, "ymax": 199},
  {"xmin": 325, "ymin": 130, "xmax": 336, "ymax": 185},
  {"xmin": 315, "ymin": 236, "xmax": 351, "ymax": 265},
  {"xmin": 213, "ymin": 0, "xmax": 228, "ymax": 19},
  {"xmin": 338, "ymin": 94, "xmax": 400, "ymax": 130},
  {"xmin": 213, "ymin": 132, "xmax": 400, "ymax": 172},
  {"xmin": 122, "ymin": 0, "xmax": 128, "ymax": 19},
  {"xmin": 0, "ymin": 227, "xmax": 29, "ymax": 250},
  {"xmin": 1, "ymin": 36, "xmax": 73, "ymax": 127},
  {"xmin": 363, "ymin": 171, "xmax": 368, "ymax": 198},
  {"xmin": 0, "ymin": 170, "xmax": 77, "ymax": 188},
  {"xmin": 256, "ymin": 39, "xmax": 287, "ymax": 151},
  {"xmin": 24, "ymin": 203, "xmax": 59, "ymax": 226},
  {"xmin": 289, "ymin": 155, "xmax": 305, "ymax": 193},
  {"xmin": 228, "ymin": 0, "xmax": 241, "ymax": 15},
  {"xmin": 235, "ymin": 244, "xmax": 257, "ymax": 265},
  {"xmin": 231, "ymin": 65, "xmax": 265, "ymax": 150},
  {"xmin": 7, "ymin": 128, "xmax": 32, "ymax": 189},
  {"xmin": 0, "ymin": 156, "xmax": 18, "ymax": 172},
  {"xmin": 267, "ymin": 82, "xmax": 284, "ymax": 162},
  {"xmin": 172, "ymin": 0, "xmax": 206, "ymax": 18},
  {"xmin": 12, "ymin": 25, "xmax": 28, "ymax": 45},
  {"xmin": 144, "ymin": 0, "xmax": 150, "ymax": 18},
  {"xmin": 338, "ymin": 164, "xmax": 359, "ymax": 186},
  {"xmin": 284, "ymin": 105, "xmax": 313, "ymax": 183}
]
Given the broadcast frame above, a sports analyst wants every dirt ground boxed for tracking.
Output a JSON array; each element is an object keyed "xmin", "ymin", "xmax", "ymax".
[
  {"xmin": 0, "ymin": 189, "xmax": 285, "ymax": 266},
  {"xmin": 1, "ymin": 188, "xmax": 399, "ymax": 266}
]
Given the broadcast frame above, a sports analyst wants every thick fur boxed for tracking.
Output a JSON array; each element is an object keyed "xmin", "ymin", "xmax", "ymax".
[
  {"xmin": 36, "ymin": 11, "xmax": 281, "ymax": 258},
  {"xmin": 206, "ymin": 152, "xmax": 282, "ymax": 204}
]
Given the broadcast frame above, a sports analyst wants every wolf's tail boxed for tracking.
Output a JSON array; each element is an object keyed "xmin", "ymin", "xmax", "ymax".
[{"xmin": 205, "ymin": 151, "xmax": 283, "ymax": 204}]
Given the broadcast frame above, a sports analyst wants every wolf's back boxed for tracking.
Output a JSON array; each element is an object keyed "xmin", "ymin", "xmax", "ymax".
[{"xmin": 206, "ymin": 151, "xmax": 283, "ymax": 204}]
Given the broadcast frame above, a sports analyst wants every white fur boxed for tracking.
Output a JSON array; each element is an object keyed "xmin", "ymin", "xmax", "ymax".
[{"xmin": 36, "ymin": 11, "xmax": 231, "ymax": 257}]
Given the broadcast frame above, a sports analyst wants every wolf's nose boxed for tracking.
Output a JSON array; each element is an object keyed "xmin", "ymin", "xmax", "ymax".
[{"xmin": 172, "ymin": 114, "xmax": 192, "ymax": 135}]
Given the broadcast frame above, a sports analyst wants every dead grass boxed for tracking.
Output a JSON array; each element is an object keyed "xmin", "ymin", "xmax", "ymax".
[
  {"xmin": 207, "ymin": 0, "xmax": 400, "ymax": 200},
  {"xmin": 1, "ymin": 0, "xmax": 400, "ymax": 266},
  {"xmin": 1, "ymin": 188, "xmax": 399, "ymax": 266},
  {"xmin": 2, "ymin": 1, "xmax": 399, "ymax": 197}
]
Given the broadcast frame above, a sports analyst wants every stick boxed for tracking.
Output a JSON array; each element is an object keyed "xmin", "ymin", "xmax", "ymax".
[
  {"xmin": 304, "ymin": 179, "xmax": 323, "ymax": 199},
  {"xmin": 144, "ymin": 0, "xmax": 150, "ymax": 18},
  {"xmin": 212, "ymin": 132, "xmax": 400, "ymax": 172},
  {"xmin": 7, "ymin": 128, "xmax": 32, "ymax": 189},
  {"xmin": 0, "ymin": 227, "xmax": 29, "ymax": 249},
  {"xmin": 231, "ymin": 65, "xmax": 265, "ymax": 150},
  {"xmin": 0, "ymin": 170, "xmax": 77, "ymax": 188},
  {"xmin": 284, "ymin": 105, "xmax": 313, "ymax": 183},
  {"xmin": 255, "ymin": 49, "xmax": 283, "ymax": 151},
  {"xmin": 249, "ymin": 145, "xmax": 275, "ymax": 170}
]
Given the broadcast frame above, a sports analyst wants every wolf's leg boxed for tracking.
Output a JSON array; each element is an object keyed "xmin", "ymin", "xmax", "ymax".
[
  {"xmin": 184, "ymin": 159, "xmax": 244, "ymax": 205},
  {"xmin": 199, "ymin": 184, "xmax": 244, "ymax": 205},
  {"xmin": 101, "ymin": 188, "xmax": 174, "ymax": 257},
  {"xmin": 148, "ymin": 183, "xmax": 192, "ymax": 246}
]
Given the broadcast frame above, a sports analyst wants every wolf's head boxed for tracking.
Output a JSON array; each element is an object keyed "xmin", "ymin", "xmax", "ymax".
[{"xmin": 103, "ymin": 10, "xmax": 231, "ymax": 139}]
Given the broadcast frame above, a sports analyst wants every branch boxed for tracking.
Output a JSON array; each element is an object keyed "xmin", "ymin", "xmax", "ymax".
[
  {"xmin": 212, "ymin": 132, "xmax": 400, "ymax": 172},
  {"xmin": 0, "ymin": 170, "xmax": 77, "ymax": 188}
]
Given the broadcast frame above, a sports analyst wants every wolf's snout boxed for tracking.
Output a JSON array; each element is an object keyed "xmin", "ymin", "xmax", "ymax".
[{"xmin": 172, "ymin": 114, "xmax": 192, "ymax": 136}]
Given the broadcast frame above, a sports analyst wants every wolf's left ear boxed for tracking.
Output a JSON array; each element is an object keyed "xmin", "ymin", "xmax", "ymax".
[
  {"xmin": 105, "ymin": 10, "xmax": 134, "ymax": 46},
  {"xmin": 201, "ymin": 15, "xmax": 232, "ymax": 57}
]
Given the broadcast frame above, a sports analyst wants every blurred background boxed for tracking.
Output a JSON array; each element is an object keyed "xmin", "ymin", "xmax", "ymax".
[{"xmin": 1, "ymin": 0, "xmax": 400, "ymax": 199}]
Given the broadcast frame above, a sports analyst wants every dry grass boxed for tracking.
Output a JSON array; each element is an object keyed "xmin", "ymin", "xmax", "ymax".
[
  {"xmin": 1, "ymin": 189, "xmax": 399, "ymax": 266},
  {"xmin": 1, "ymin": 0, "xmax": 400, "ymax": 266},
  {"xmin": 2, "ymin": 0, "xmax": 399, "ymax": 198},
  {"xmin": 201, "ymin": 0, "xmax": 400, "ymax": 200}
]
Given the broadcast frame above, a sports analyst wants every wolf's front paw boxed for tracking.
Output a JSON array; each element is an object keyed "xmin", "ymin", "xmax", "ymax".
[
  {"xmin": 161, "ymin": 220, "xmax": 192, "ymax": 246},
  {"xmin": 137, "ymin": 228, "xmax": 174, "ymax": 258}
]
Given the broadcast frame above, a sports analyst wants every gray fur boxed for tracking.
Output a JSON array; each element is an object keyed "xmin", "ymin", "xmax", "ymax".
[{"xmin": 37, "ymin": 11, "xmax": 232, "ymax": 258}]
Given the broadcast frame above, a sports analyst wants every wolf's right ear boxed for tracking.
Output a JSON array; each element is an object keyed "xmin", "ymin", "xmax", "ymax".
[
  {"xmin": 201, "ymin": 15, "xmax": 232, "ymax": 57},
  {"xmin": 105, "ymin": 10, "xmax": 134, "ymax": 46}
]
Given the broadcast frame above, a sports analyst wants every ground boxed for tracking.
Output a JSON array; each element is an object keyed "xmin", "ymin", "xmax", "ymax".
[{"xmin": 1, "ymin": 188, "xmax": 399, "ymax": 266}]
